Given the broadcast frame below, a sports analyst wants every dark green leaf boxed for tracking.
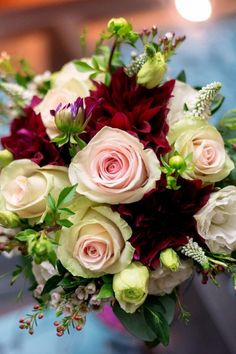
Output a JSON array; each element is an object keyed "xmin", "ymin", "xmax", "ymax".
[
  {"xmin": 113, "ymin": 303, "xmax": 157, "ymax": 342},
  {"xmin": 146, "ymin": 295, "xmax": 176, "ymax": 325},
  {"xmin": 74, "ymin": 60, "xmax": 94, "ymax": 72},
  {"xmin": 102, "ymin": 275, "xmax": 113, "ymax": 284},
  {"xmin": 56, "ymin": 260, "xmax": 67, "ymax": 275},
  {"xmin": 97, "ymin": 283, "xmax": 114, "ymax": 299},
  {"xmin": 41, "ymin": 275, "xmax": 63, "ymax": 296},
  {"xmin": 211, "ymin": 94, "xmax": 225, "ymax": 115},
  {"xmin": 57, "ymin": 219, "xmax": 73, "ymax": 228},
  {"xmin": 144, "ymin": 304, "xmax": 170, "ymax": 346},
  {"xmin": 58, "ymin": 277, "xmax": 80, "ymax": 290},
  {"xmin": 47, "ymin": 250, "xmax": 57, "ymax": 266},
  {"xmin": 57, "ymin": 184, "xmax": 77, "ymax": 208},
  {"xmin": 176, "ymin": 70, "xmax": 186, "ymax": 83},
  {"xmin": 11, "ymin": 265, "xmax": 23, "ymax": 285}
]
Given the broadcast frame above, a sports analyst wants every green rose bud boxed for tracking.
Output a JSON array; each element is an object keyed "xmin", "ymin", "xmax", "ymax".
[
  {"xmin": 107, "ymin": 17, "xmax": 130, "ymax": 34},
  {"xmin": 113, "ymin": 262, "xmax": 149, "ymax": 314},
  {"xmin": 34, "ymin": 240, "xmax": 48, "ymax": 256},
  {"xmin": 0, "ymin": 211, "xmax": 21, "ymax": 228},
  {"xmin": 0, "ymin": 149, "xmax": 13, "ymax": 168},
  {"xmin": 169, "ymin": 155, "xmax": 186, "ymax": 171},
  {"xmin": 160, "ymin": 248, "xmax": 180, "ymax": 272},
  {"xmin": 137, "ymin": 52, "xmax": 166, "ymax": 89}
]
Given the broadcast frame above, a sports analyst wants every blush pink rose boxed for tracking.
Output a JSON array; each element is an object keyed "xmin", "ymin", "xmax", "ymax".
[{"xmin": 68, "ymin": 127, "xmax": 161, "ymax": 204}]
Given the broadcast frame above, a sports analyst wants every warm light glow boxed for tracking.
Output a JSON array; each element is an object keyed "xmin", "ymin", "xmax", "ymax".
[{"xmin": 175, "ymin": 0, "xmax": 212, "ymax": 22}]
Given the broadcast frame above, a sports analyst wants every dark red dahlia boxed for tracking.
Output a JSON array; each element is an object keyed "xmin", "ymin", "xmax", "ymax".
[
  {"xmin": 115, "ymin": 178, "xmax": 212, "ymax": 268},
  {"xmin": 1, "ymin": 98, "xmax": 65, "ymax": 167},
  {"xmin": 85, "ymin": 68, "xmax": 175, "ymax": 155}
]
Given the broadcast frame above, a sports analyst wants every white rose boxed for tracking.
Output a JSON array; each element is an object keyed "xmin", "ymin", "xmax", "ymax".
[
  {"xmin": 69, "ymin": 126, "xmax": 161, "ymax": 204},
  {"xmin": 32, "ymin": 261, "xmax": 58, "ymax": 285},
  {"xmin": 0, "ymin": 159, "xmax": 69, "ymax": 219},
  {"xmin": 167, "ymin": 80, "xmax": 198, "ymax": 126},
  {"xmin": 194, "ymin": 186, "xmax": 236, "ymax": 254},
  {"xmin": 34, "ymin": 88, "xmax": 78, "ymax": 138},
  {"xmin": 149, "ymin": 260, "xmax": 193, "ymax": 296}
]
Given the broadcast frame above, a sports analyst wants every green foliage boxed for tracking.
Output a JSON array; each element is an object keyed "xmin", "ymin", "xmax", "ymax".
[
  {"xmin": 44, "ymin": 185, "xmax": 77, "ymax": 228},
  {"xmin": 113, "ymin": 294, "xmax": 176, "ymax": 347},
  {"xmin": 176, "ymin": 70, "xmax": 186, "ymax": 83}
]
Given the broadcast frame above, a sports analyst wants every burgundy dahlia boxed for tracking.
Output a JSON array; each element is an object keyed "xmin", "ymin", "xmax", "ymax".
[
  {"xmin": 85, "ymin": 68, "xmax": 175, "ymax": 155},
  {"xmin": 1, "ymin": 99, "xmax": 65, "ymax": 167},
  {"xmin": 116, "ymin": 178, "xmax": 212, "ymax": 268}
]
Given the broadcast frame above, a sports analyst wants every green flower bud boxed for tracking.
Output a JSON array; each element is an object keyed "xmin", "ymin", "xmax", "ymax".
[
  {"xmin": 107, "ymin": 17, "xmax": 130, "ymax": 34},
  {"xmin": 55, "ymin": 100, "xmax": 85, "ymax": 134},
  {"xmin": 0, "ymin": 149, "xmax": 13, "ymax": 168},
  {"xmin": 169, "ymin": 155, "xmax": 186, "ymax": 170},
  {"xmin": 160, "ymin": 248, "xmax": 180, "ymax": 272},
  {"xmin": 113, "ymin": 262, "xmax": 149, "ymax": 314},
  {"xmin": 137, "ymin": 52, "xmax": 166, "ymax": 89},
  {"xmin": 0, "ymin": 211, "xmax": 21, "ymax": 228},
  {"xmin": 34, "ymin": 240, "xmax": 48, "ymax": 256}
]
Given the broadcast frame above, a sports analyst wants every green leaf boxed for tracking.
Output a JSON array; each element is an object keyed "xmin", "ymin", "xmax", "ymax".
[
  {"xmin": 113, "ymin": 303, "xmax": 157, "ymax": 342},
  {"xmin": 56, "ymin": 260, "xmax": 67, "ymax": 275},
  {"xmin": 176, "ymin": 70, "xmax": 186, "ymax": 83},
  {"xmin": 41, "ymin": 275, "xmax": 63, "ymax": 296},
  {"xmin": 58, "ymin": 208, "xmax": 75, "ymax": 216},
  {"xmin": 144, "ymin": 304, "xmax": 170, "ymax": 346},
  {"xmin": 47, "ymin": 194, "xmax": 56, "ymax": 212},
  {"xmin": 57, "ymin": 184, "xmax": 77, "ymax": 208},
  {"xmin": 57, "ymin": 219, "xmax": 73, "ymax": 228},
  {"xmin": 58, "ymin": 277, "xmax": 80, "ymax": 290},
  {"xmin": 211, "ymin": 94, "xmax": 225, "ymax": 115},
  {"xmin": 97, "ymin": 283, "xmax": 114, "ymax": 299},
  {"xmin": 47, "ymin": 249, "xmax": 57, "ymax": 266},
  {"xmin": 74, "ymin": 60, "xmax": 94, "ymax": 72},
  {"xmin": 11, "ymin": 265, "xmax": 23, "ymax": 285},
  {"xmin": 15, "ymin": 229, "xmax": 38, "ymax": 242}
]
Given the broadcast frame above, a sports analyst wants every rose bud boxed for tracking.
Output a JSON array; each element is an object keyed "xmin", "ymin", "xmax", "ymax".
[
  {"xmin": 107, "ymin": 17, "xmax": 130, "ymax": 34},
  {"xmin": 0, "ymin": 211, "xmax": 21, "ymax": 228},
  {"xmin": 160, "ymin": 248, "xmax": 180, "ymax": 272},
  {"xmin": 113, "ymin": 262, "xmax": 149, "ymax": 314},
  {"xmin": 137, "ymin": 51, "xmax": 166, "ymax": 89},
  {"xmin": 169, "ymin": 155, "xmax": 186, "ymax": 171},
  {"xmin": 0, "ymin": 149, "xmax": 13, "ymax": 169}
]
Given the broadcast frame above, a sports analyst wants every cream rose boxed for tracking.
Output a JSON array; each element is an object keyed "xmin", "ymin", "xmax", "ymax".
[
  {"xmin": 149, "ymin": 260, "xmax": 193, "ymax": 296},
  {"xmin": 0, "ymin": 159, "xmax": 69, "ymax": 219},
  {"xmin": 194, "ymin": 186, "xmax": 236, "ymax": 254},
  {"xmin": 34, "ymin": 88, "xmax": 78, "ymax": 138},
  {"xmin": 57, "ymin": 198, "xmax": 134, "ymax": 278},
  {"xmin": 69, "ymin": 127, "xmax": 161, "ymax": 204},
  {"xmin": 167, "ymin": 80, "xmax": 198, "ymax": 126},
  {"xmin": 168, "ymin": 118, "xmax": 234, "ymax": 183}
]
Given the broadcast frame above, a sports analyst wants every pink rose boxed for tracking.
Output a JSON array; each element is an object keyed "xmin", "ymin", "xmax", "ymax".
[{"xmin": 68, "ymin": 127, "xmax": 161, "ymax": 204}]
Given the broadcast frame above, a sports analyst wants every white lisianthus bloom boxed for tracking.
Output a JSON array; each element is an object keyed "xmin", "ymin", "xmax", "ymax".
[
  {"xmin": 194, "ymin": 186, "xmax": 236, "ymax": 254},
  {"xmin": 69, "ymin": 126, "xmax": 161, "ymax": 204},
  {"xmin": 32, "ymin": 261, "xmax": 58, "ymax": 285},
  {"xmin": 149, "ymin": 260, "xmax": 193, "ymax": 296},
  {"xmin": 52, "ymin": 59, "xmax": 105, "ymax": 94},
  {"xmin": 0, "ymin": 159, "xmax": 69, "ymax": 219},
  {"xmin": 167, "ymin": 80, "xmax": 198, "ymax": 126}
]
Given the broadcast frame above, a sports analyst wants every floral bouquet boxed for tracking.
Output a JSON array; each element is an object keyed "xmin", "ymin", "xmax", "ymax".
[{"xmin": 0, "ymin": 17, "xmax": 236, "ymax": 347}]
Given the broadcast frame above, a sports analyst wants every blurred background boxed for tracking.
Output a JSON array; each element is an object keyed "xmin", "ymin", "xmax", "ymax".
[{"xmin": 0, "ymin": 0, "xmax": 236, "ymax": 353}]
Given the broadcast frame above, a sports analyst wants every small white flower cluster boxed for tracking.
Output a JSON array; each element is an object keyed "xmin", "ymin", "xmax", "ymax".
[
  {"xmin": 125, "ymin": 53, "xmax": 147, "ymax": 77},
  {"xmin": 181, "ymin": 238, "xmax": 209, "ymax": 269},
  {"xmin": 190, "ymin": 82, "xmax": 222, "ymax": 120}
]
